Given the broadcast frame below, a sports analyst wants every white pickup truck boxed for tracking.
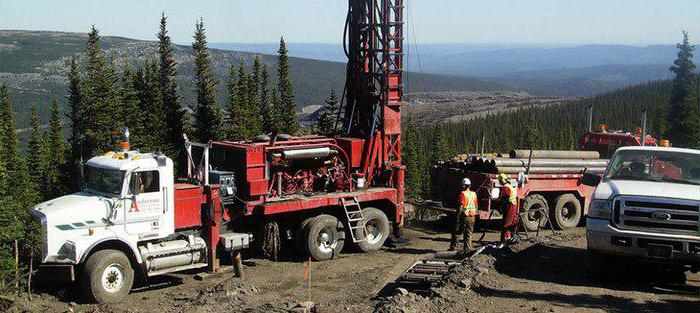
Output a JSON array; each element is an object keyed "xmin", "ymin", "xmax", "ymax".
[{"xmin": 585, "ymin": 146, "xmax": 700, "ymax": 276}]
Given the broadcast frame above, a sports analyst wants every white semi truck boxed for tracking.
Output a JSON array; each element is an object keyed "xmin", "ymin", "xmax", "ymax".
[{"xmin": 585, "ymin": 146, "xmax": 700, "ymax": 276}]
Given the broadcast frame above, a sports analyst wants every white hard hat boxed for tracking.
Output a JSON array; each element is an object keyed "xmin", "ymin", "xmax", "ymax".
[{"xmin": 462, "ymin": 178, "xmax": 471, "ymax": 186}]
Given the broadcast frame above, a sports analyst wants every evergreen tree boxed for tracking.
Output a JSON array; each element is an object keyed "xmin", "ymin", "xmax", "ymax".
[
  {"xmin": 45, "ymin": 100, "xmax": 66, "ymax": 199},
  {"xmin": 666, "ymin": 31, "xmax": 700, "ymax": 148},
  {"xmin": 276, "ymin": 37, "xmax": 298, "ymax": 134},
  {"xmin": 226, "ymin": 63, "xmax": 244, "ymax": 140},
  {"xmin": 192, "ymin": 19, "xmax": 224, "ymax": 142},
  {"xmin": 27, "ymin": 106, "xmax": 47, "ymax": 192},
  {"xmin": 317, "ymin": 90, "xmax": 339, "ymax": 136},
  {"xmin": 260, "ymin": 65, "xmax": 273, "ymax": 133},
  {"xmin": 119, "ymin": 64, "xmax": 142, "ymax": 144},
  {"xmin": 81, "ymin": 26, "xmax": 121, "ymax": 155},
  {"xmin": 136, "ymin": 60, "xmax": 166, "ymax": 151},
  {"xmin": 158, "ymin": 13, "xmax": 187, "ymax": 168},
  {"xmin": 271, "ymin": 87, "xmax": 282, "ymax": 133}
]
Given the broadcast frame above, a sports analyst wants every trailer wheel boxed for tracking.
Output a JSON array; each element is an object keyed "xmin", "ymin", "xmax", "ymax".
[
  {"xmin": 80, "ymin": 249, "xmax": 134, "ymax": 304},
  {"xmin": 551, "ymin": 193, "xmax": 582, "ymax": 230},
  {"xmin": 520, "ymin": 194, "xmax": 549, "ymax": 232},
  {"xmin": 303, "ymin": 215, "xmax": 346, "ymax": 261},
  {"xmin": 355, "ymin": 208, "xmax": 390, "ymax": 253}
]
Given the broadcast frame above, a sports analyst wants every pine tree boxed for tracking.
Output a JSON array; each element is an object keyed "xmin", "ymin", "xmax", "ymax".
[
  {"xmin": 27, "ymin": 106, "xmax": 47, "ymax": 192},
  {"xmin": 192, "ymin": 19, "xmax": 224, "ymax": 142},
  {"xmin": 247, "ymin": 57, "xmax": 263, "ymax": 135},
  {"xmin": 81, "ymin": 26, "xmax": 121, "ymax": 155},
  {"xmin": 119, "ymin": 64, "xmax": 142, "ymax": 144},
  {"xmin": 271, "ymin": 87, "xmax": 282, "ymax": 133},
  {"xmin": 45, "ymin": 100, "xmax": 66, "ymax": 199},
  {"xmin": 317, "ymin": 90, "xmax": 339, "ymax": 136},
  {"xmin": 666, "ymin": 31, "xmax": 700, "ymax": 148},
  {"xmin": 137, "ymin": 60, "xmax": 166, "ymax": 151},
  {"xmin": 276, "ymin": 37, "xmax": 298, "ymax": 134},
  {"xmin": 0, "ymin": 84, "xmax": 15, "ymax": 164},
  {"xmin": 158, "ymin": 13, "xmax": 187, "ymax": 168},
  {"xmin": 226, "ymin": 63, "xmax": 244, "ymax": 140},
  {"xmin": 65, "ymin": 56, "xmax": 84, "ymax": 192},
  {"xmin": 260, "ymin": 65, "xmax": 273, "ymax": 133}
]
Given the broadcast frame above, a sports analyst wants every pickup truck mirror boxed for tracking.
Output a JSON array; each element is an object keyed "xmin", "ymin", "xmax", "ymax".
[{"xmin": 581, "ymin": 173, "xmax": 602, "ymax": 187}]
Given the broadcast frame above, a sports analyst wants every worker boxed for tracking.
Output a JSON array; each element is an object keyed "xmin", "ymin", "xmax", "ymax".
[
  {"xmin": 449, "ymin": 178, "xmax": 478, "ymax": 252},
  {"xmin": 498, "ymin": 173, "xmax": 519, "ymax": 245}
]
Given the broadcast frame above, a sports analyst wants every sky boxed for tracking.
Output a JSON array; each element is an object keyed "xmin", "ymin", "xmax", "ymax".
[{"xmin": 1, "ymin": 0, "xmax": 699, "ymax": 45}]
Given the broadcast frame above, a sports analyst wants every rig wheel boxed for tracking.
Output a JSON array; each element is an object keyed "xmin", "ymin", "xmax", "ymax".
[
  {"xmin": 551, "ymin": 193, "xmax": 582, "ymax": 230},
  {"xmin": 355, "ymin": 208, "xmax": 390, "ymax": 253},
  {"xmin": 520, "ymin": 194, "xmax": 549, "ymax": 232},
  {"xmin": 302, "ymin": 214, "xmax": 346, "ymax": 261},
  {"xmin": 80, "ymin": 249, "xmax": 134, "ymax": 304}
]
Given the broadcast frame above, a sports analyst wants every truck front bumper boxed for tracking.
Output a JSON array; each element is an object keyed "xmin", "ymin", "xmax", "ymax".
[
  {"xmin": 36, "ymin": 264, "xmax": 75, "ymax": 282},
  {"xmin": 586, "ymin": 218, "xmax": 700, "ymax": 266}
]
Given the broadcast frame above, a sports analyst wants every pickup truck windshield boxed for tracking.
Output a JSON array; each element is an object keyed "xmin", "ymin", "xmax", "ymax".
[
  {"xmin": 85, "ymin": 166, "xmax": 125, "ymax": 196},
  {"xmin": 605, "ymin": 150, "xmax": 700, "ymax": 186}
]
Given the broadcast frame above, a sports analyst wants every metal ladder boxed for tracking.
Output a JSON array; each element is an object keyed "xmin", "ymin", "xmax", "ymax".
[{"xmin": 341, "ymin": 196, "xmax": 366, "ymax": 243}]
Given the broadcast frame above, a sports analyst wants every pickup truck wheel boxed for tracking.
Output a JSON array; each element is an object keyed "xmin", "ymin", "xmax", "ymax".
[
  {"xmin": 355, "ymin": 208, "xmax": 390, "ymax": 253},
  {"xmin": 80, "ymin": 249, "xmax": 134, "ymax": 304},
  {"xmin": 551, "ymin": 194, "xmax": 581, "ymax": 230},
  {"xmin": 303, "ymin": 215, "xmax": 345, "ymax": 261},
  {"xmin": 520, "ymin": 194, "xmax": 548, "ymax": 232}
]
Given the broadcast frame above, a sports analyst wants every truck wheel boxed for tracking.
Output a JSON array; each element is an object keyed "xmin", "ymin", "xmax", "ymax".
[
  {"xmin": 303, "ymin": 215, "xmax": 346, "ymax": 261},
  {"xmin": 551, "ymin": 194, "xmax": 582, "ymax": 230},
  {"xmin": 80, "ymin": 249, "xmax": 134, "ymax": 304},
  {"xmin": 520, "ymin": 194, "xmax": 549, "ymax": 232},
  {"xmin": 295, "ymin": 217, "xmax": 315, "ymax": 253},
  {"xmin": 355, "ymin": 208, "xmax": 390, "ymax": 253}
]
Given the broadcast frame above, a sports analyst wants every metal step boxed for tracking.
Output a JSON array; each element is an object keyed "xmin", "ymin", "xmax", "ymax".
[{"xmin": 341, "ymin": 196, "xmax": 367, "ymax": 243}]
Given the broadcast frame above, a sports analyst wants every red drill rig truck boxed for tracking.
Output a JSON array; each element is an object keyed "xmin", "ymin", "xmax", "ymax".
[{"xmin": 34, "ymin": 0, "xmax": 406, "ymax": 303}]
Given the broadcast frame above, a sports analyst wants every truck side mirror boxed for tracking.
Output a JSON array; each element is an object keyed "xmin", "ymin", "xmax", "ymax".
[{"xmin": 581, "ymin": 173, "xmax": 601, "ymax": 187}]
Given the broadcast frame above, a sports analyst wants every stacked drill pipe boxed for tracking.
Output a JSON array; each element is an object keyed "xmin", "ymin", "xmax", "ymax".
[{"xmin": 463, "ymin": 150, "xmax": 608, "ymax": 174}]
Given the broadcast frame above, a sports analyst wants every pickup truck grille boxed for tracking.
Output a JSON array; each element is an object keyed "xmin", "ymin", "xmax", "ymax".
[{"xmin": 615, "ymin": 196, "xmax": 700, "ymax": 235}]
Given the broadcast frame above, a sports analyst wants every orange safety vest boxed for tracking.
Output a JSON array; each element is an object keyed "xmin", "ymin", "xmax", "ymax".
[
  {"xmin": 460, "ymin": 190, "xmax": 478, "ymax": 217},
  {"xmin": 502, "ymin": 184, "xmax": 517, "ymax": 205}
]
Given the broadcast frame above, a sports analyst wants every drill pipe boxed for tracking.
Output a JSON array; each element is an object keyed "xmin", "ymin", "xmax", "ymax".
[
  {"xmin": 488, "ymin": 158, "xmax": 609, "ymax": 168},
  {"xmin": 509, "ymin": 150, "xmax": 600, "ymax": 159},
  {"xmin": 494, "ymin": 166, "xmax": 606, "ymax": 174}
]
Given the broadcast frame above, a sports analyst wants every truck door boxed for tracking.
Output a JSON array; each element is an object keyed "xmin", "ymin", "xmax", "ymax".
[{"xmin": 124, "ymin": 170, "xmax": 165, "ymax": 237}]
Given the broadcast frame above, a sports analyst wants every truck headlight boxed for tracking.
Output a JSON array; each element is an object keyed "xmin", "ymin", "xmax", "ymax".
[{"xmin": 588, "ymin": 200, "xmax": 612, "ymax": 219}]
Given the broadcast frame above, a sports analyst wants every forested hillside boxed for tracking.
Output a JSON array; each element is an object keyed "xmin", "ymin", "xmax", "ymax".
[
  {"xmin": 0, "ymin": 30, "xmax": 508, "ymax": 129},
  {"xmin": 403, "ymin": 80, "xmax": 677, "ymax": 198}
]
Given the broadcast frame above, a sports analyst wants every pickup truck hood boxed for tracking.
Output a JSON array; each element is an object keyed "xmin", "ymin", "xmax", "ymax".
[{"xmin": 594, "ymin": 180, "xmax": 700, "ymax": 201}]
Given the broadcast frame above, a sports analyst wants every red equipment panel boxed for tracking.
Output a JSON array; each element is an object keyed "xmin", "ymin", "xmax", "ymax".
[
  {"xmin": 174, "ymin": 183, "xmax": 205, "ymax": 229},
  {"xmin": 336, "ymin": 137, "xmax": 365, "ymax": 168}
]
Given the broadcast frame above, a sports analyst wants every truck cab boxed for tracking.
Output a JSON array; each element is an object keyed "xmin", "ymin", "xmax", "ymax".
[
  {"xmin": 586, "ymin": 146, "xmax": 700, "ymax": 275},
  {"xmin": 32, "ymin": 149, "xmax": 197, "ymax": 303}
]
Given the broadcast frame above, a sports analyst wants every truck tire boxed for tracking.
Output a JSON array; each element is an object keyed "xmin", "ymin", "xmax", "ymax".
[
  {"xmin": 355, "ymin": 208, "xmax": 390, "ymax": 253},
  {"xmin": 520, "ymin": 194, "xmax": 549, "ymax": 232},
  {"xmin": 551, "ymin": 193, "xmax": 582, "ymax": 230},
  {"xmin": 295, "ymin": 217, "xmax": 315, "ymax": 253},
  {"xmin": 80, "ymin": 249, "xmax": 134, "ymax": 304},
  {"xmin": 303, "ymin": 215, "xmax": 346, "ymax": 261}
]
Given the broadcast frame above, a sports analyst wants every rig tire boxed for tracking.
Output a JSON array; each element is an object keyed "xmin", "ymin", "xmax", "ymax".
[
  {"xmin": 551, "ymin": 193, "xmax": 582, "ymax": 230},
  {"xmin": 80, "ymin": 249, "xmax": 134, "ymax": 304},
  {"xmin": 520, "ymin": 194, "xmax": 549, "ymax": 232},
  {"xmin": 355, "ymin": 208, "xmax": 390, "ymax": 253},
  {"xmin": 303, "ymin": 214, "xmax": 346, "ymax": 261}
]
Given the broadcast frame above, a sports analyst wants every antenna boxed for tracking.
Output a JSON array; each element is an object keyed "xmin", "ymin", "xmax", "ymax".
[
  {"xmin": 587, "ymin": 105, "xmax": 593, "ymax": 132},
  {"xmin": 641, "ymin": 110, "xmax": 647, "ymax": 146}
]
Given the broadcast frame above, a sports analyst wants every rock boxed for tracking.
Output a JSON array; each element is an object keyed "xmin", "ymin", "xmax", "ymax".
[
  {"xmin": 395, "ymin": 287, "xmax": 409, "ymax": 296},
  {"xmin": 69, "ymin": 302, "xmax": 77, "ymax": 307},
  {"xmin": 289, "ymin": 301, "xmax": 316, "ymax": 313},
  {"xmin": 458, "ymin": 278, "xmax": 472, "ymax": 288}
]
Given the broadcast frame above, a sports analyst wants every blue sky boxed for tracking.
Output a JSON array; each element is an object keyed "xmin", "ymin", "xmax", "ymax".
[{"xmin": 1, "ymin": 0, "xmax": 699, "ymax": 45}]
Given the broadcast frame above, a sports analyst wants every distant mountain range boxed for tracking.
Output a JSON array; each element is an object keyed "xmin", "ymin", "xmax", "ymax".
[
  {"xmin": 212, "ymin": 42, "xmax": 698, "ymax": 96},
  {"xmin": 0, "ymin": 30, "xmax": 505, "ymax": 129}
]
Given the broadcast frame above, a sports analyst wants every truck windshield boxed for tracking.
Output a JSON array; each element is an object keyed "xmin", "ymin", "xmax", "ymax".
[
  {"xmin": 85, "ymin": 166, "xmax": 125, "ymax": 196},
  {"xmin": 605, "ymin": 150, "xmax": 700, "ymax": 186}
]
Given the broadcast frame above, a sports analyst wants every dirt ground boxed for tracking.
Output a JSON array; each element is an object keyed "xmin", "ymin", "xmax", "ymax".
[{"xmin": 6, "ymin": 221, "xmax": 700, "ymax": 313}]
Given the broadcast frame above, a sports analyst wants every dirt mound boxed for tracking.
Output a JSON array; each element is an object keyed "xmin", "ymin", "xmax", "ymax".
[{"xmin": 373, "ymin": 253, "xmax": 498, "ymax": 313}]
